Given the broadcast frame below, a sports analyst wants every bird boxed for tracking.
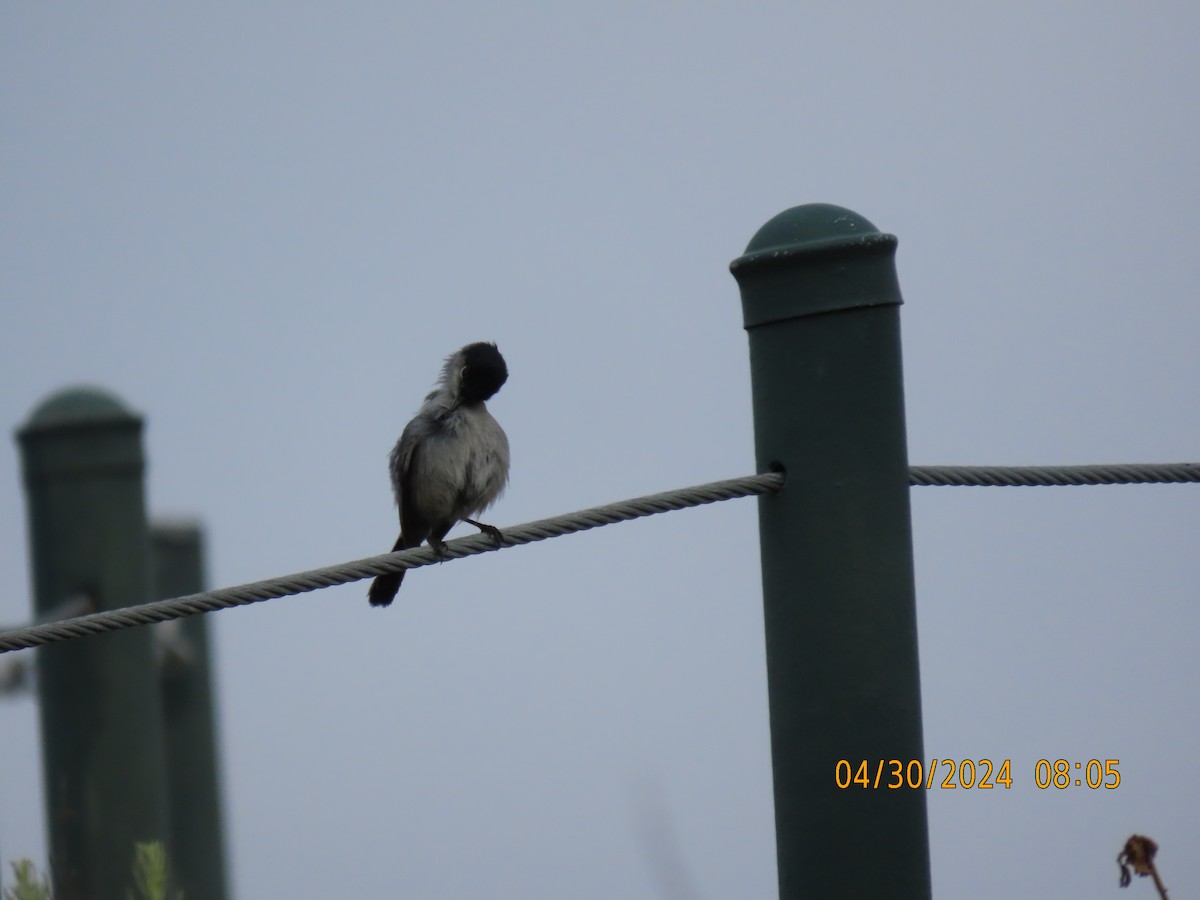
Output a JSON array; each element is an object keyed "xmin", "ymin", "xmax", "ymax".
[{"xmin": 368, "ymin": 341, "xmax": 510, "ymax": 607}]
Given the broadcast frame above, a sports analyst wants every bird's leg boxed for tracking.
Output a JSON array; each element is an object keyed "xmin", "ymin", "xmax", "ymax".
[
  {"xmin": 464, "ymin": 518, "xmax": 503, "ymax": 545},
  {"xmin": 427, "ymin": 535, "xmax": 450, "ymax": 559}
]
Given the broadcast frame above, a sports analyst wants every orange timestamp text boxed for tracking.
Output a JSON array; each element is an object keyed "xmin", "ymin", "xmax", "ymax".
[{"xmin": 834, "ymin": 758, "xmax": 1121, "ymax": 790}]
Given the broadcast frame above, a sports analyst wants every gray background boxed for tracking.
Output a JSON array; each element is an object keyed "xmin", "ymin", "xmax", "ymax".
[{"xmin": 2, "ymin": 3, "xmax": 1197, "ymax": 897}]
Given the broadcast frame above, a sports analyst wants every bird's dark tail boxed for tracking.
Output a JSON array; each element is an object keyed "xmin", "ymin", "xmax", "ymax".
[{"xmin": 368, "ymin": 533, "xmax": 406, "ymax": 608}]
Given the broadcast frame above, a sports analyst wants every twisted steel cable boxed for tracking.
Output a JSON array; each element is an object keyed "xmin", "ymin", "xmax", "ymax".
[
  {"xmin": 909, "ymin": 462, "xmax": 1200, "ymax": 487},
  {"xmin": 2, "ymin": 461, "xmax": 1195, "ymax": 654},
  {"xmin": 0, "ymin": 472, "xmax": 784, "ymax": 654}
]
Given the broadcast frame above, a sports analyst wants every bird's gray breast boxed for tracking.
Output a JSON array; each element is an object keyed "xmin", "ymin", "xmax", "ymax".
[{"xmin": 405, "ymin": 404, "xmax": 508, "ymax": 523}]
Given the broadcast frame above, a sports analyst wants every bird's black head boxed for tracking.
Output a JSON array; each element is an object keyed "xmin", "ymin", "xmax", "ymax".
[{"xmin": 458, "ymin": 342, "xmax": 508, "ymax": 404}]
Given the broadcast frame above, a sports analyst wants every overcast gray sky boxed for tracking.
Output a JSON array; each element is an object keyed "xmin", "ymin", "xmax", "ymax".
[{"xmin": 2, "ymin": 3, "xmax": 1197, "ymax": 898}]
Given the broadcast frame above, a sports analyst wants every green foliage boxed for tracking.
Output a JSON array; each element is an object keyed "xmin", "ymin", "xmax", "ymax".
[
  {"xmin": 4, "ymin": 842, "xmax": 180, "ymax": 900},
  {"xmin": 127, "ymin": 842, "xmax": 181, "ymax": 900},
  {"xmin": 4, "ymin": 860, "xmax": 52, "ymax": 900}
]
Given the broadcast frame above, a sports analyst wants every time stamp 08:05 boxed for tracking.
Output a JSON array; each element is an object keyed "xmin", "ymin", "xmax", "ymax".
[{"xmin": 834, "ymin": 758, "xmax": 1122, "ymax": 791}]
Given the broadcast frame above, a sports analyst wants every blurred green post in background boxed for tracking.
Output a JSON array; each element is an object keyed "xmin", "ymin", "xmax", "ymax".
[
  {"xmin": 152, "ymin": 522, "xmax": 230, "ymax": 900},
  {"xmin": 731, "ymin": 205, "xmax": 931, "ymax": 899},
  {"xmin": 17, "ymin": 388, "xmax": 171, "ymax": 900}
]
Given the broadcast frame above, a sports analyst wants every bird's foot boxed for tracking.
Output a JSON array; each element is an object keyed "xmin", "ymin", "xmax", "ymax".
[
  {"xmin": 428, "ymin": 536, "xmax": 450, "ymax": 559},
  {"xmin": 464, "ymin": 518, "xmax": 503, "ymax": 546}
]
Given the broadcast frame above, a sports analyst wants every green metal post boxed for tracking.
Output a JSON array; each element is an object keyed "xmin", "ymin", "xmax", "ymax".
[
  {"xmin": 16, "ymin": 387, "xmax": 172, "ymax": 900},
  {"xmin": 730, "ymin": 205, "xmax": 930, "ymax": 899},
  {"xmin": 151, "ymin": 523, "xmax": 230, "ymax": 900}
]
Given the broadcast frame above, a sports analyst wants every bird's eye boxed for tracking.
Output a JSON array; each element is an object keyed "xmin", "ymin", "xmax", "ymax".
[{"xmin": 460, "ymin": 366, "xmax": 470, "ymax": 381}]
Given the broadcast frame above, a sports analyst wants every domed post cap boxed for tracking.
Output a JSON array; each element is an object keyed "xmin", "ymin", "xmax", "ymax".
[
  {"xmin": 20, "ymin": 386, "xmax": 140, "ymax": 432},
  {"xmin": 730, "ymin": 203, "xmax": 902, "ymax": 329},
  {"xmin": 16, "ymin": 386, "xmax": 144, "ymax": 482}
]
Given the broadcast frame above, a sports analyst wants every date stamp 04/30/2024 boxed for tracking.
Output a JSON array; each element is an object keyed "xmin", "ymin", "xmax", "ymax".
[{"xmin": 834, "ymin": 758, "xmax": 1122, "ymax": 791}]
